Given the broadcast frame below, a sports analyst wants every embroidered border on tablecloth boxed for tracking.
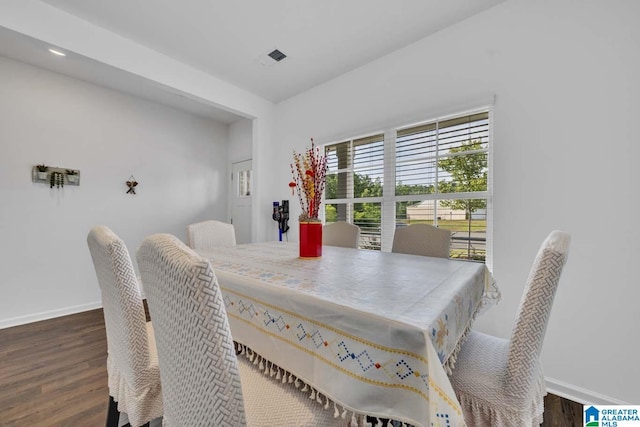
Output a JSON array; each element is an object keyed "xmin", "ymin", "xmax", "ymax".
[{"xmin": 222, "ymin": 286, "xmax": 464, "ymax": 426}]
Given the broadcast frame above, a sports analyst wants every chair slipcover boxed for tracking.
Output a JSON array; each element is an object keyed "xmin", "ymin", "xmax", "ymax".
[
  {"xmin": 449, "ymin": 230, "xmax": 571, "ymax": 426},
  {"xmin": 87, "ymin": 226, "xmax": 162, "ymax": 427},
  {"xmin": 391, "ymin": 223, "xmax": 451, "ymax": 258},
  {"xmin": 186, "ymin": 220, "xmax": 236, "ymax": 250},
  {"xmin": 323, "ymin": 221, "xmax": 361, "ymax": 249},
  {"xmin": 137, "ymin": 233, "xmax": 345, "ymax": 427}
]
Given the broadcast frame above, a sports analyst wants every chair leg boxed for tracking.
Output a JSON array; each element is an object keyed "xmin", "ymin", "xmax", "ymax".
[
  {"xmin": 119, "ymin": 419, "xmax": 150, "ymax": 427},
  {"xmin": 106, "ymin": 395, "xmax": 120, "ymax": 427}
]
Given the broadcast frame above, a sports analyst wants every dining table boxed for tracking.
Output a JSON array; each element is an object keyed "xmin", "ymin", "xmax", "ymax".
[{"xmin": 197, "ymin": 241, "xmax": 499, "ymax": 427}]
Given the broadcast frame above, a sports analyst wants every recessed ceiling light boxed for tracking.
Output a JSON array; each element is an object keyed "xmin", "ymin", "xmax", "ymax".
[{"xmin": 48, "ymin": 48, "xmax": 66, "ymax": 57}]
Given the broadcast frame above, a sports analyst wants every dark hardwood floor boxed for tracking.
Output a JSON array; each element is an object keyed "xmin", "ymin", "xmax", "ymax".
[
  {"xmin": 0, "ymin": 309, "xmax": 109, "ymax": 426},
  {"xmin": 543, "ymin": 394, "xmax": 584, "ymax": 427},
  {"xmin": 0, "ymin": 309, "xmax": 583, "ymax": 426}
]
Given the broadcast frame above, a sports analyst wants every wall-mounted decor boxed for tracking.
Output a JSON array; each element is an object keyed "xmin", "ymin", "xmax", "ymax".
[
  {"xmin": 32, "ymin": 165, "xmax": 80, "ymax": 187},
  {"xmin": 50, "ymin": 171, "xmax": 64, "ymax": 188},
  {"xmin": 126, "ymin": 175, "xmax": 138, "ymax": 194},
  {"xmin": 66, "ymin": 169, "xmax": 79, "ymax": 183},
  {"xmin": 35, "ymin": 164, "xmax": 48, "ymax": 180}
]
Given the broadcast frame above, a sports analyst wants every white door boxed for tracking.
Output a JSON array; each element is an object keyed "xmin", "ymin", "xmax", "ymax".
[{"xmin": 231, "ymin": 160, "xmax": 252, "ymax": 244}]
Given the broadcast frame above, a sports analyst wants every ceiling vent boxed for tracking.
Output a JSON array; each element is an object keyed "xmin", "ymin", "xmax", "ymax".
[{"xmin": 268, "ymin": 49, "xmax": 287, "ymax": 62}]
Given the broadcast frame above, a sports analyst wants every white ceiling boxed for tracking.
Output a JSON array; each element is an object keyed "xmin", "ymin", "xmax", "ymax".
[
  {"xmin": 1, "ymin": 0, "xmax": 505, "ymax": 122},
  {"xmin": 0, "ymin": 26, "xmax": 245, "ymax": 124}
]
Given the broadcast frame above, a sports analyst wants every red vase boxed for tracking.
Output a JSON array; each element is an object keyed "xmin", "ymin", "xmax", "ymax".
[{"xmin": 299, "ymin": 222, "xmax": 322, "ymax": 258}]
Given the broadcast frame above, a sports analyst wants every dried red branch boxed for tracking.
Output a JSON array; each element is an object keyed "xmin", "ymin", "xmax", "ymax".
[{"xmin": 290, "ymin": 138, "xmax": 327, "ymax": 221}]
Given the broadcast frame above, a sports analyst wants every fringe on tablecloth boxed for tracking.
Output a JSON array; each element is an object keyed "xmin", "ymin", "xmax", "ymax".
[
  {"xmin": 234, "ymin": 343, "xmax": 415, "ymax": 427},
  {"xmin": 443, "ymin": 266, "xmax": 502, "ymax": 375}
]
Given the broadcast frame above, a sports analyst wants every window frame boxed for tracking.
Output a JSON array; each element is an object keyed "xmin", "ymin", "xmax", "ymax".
[{"xmin": 322, "ymin": 106, "xmax": 493, "ymax": 269}]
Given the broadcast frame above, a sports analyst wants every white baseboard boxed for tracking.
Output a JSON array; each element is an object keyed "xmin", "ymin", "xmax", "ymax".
[
  {"xmin": 546, "ymin": 377, "xmax": 629, "ymax": 405},
  {"xmin": 0, "ymin": 301, "xmax": 102, "ymax": 329}
]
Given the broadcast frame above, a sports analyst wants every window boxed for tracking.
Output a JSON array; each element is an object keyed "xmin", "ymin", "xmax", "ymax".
[
  {"xmin": 237, "ymin": 169, "xmax": 251, "ymax": 197},
  {"xmin": 324, "ymin": 109, "xmax": 491, "ymax": 262},
  {"xmin": 325, "ymin": 134, "xmax": 384, "ymax": 250}
]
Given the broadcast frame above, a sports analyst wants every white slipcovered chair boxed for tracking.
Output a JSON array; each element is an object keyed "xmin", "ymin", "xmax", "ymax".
[
  {"xmin": 449, "ymin": 230, "xmax": 571, "ymax": 426},
  {"xmin": 391, "ymin": 223, "xmax": 451, "ymax": 258},
  {"xmin": 136, "ymin": 233, "xmax": 345, "ymax": 427},
  {"xmin": 86, "ymin": 226, "xmax": 162, "ymax": 427},
  {"xmin": 323, "ymin": 221, "xmax": 361, "ymax": 249},
  {"xmin": 186, "ymin": 220, "xmax": 236, "ymax": 250}
]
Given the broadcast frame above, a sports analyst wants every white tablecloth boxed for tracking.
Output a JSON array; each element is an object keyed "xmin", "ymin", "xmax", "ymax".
[{"xmin": 199, "ymin": 242, "xmax": 498, "ymax": 427}]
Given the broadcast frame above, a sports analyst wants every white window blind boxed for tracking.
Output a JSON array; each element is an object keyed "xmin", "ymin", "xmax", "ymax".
[
  {"xmin": 396, "ymin": 112, "xmax": 490, "ymax": 261},
  {"xmin": 323, "ymin": 108, "xmax": 492, "ymax": 262},
  {"xmin": 325, "ymin": 134, "xmax": 384, "ymax": 250}
]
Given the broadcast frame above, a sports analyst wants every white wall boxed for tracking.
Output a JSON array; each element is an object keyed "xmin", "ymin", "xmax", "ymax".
[
  {"xmin": 0, "ymin": 0, "xmax": 277, "ymax": 245},
  {"xmin": 228, "ymin": 119, "xmax": 253, "ymax": 164},
  {"xmin": 270, "ymin": 1, "xmax": 640, "ymax": 404},
  {"xmin": 0, "ymin": 57, "xmax": 229, "ymax": 327}
]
